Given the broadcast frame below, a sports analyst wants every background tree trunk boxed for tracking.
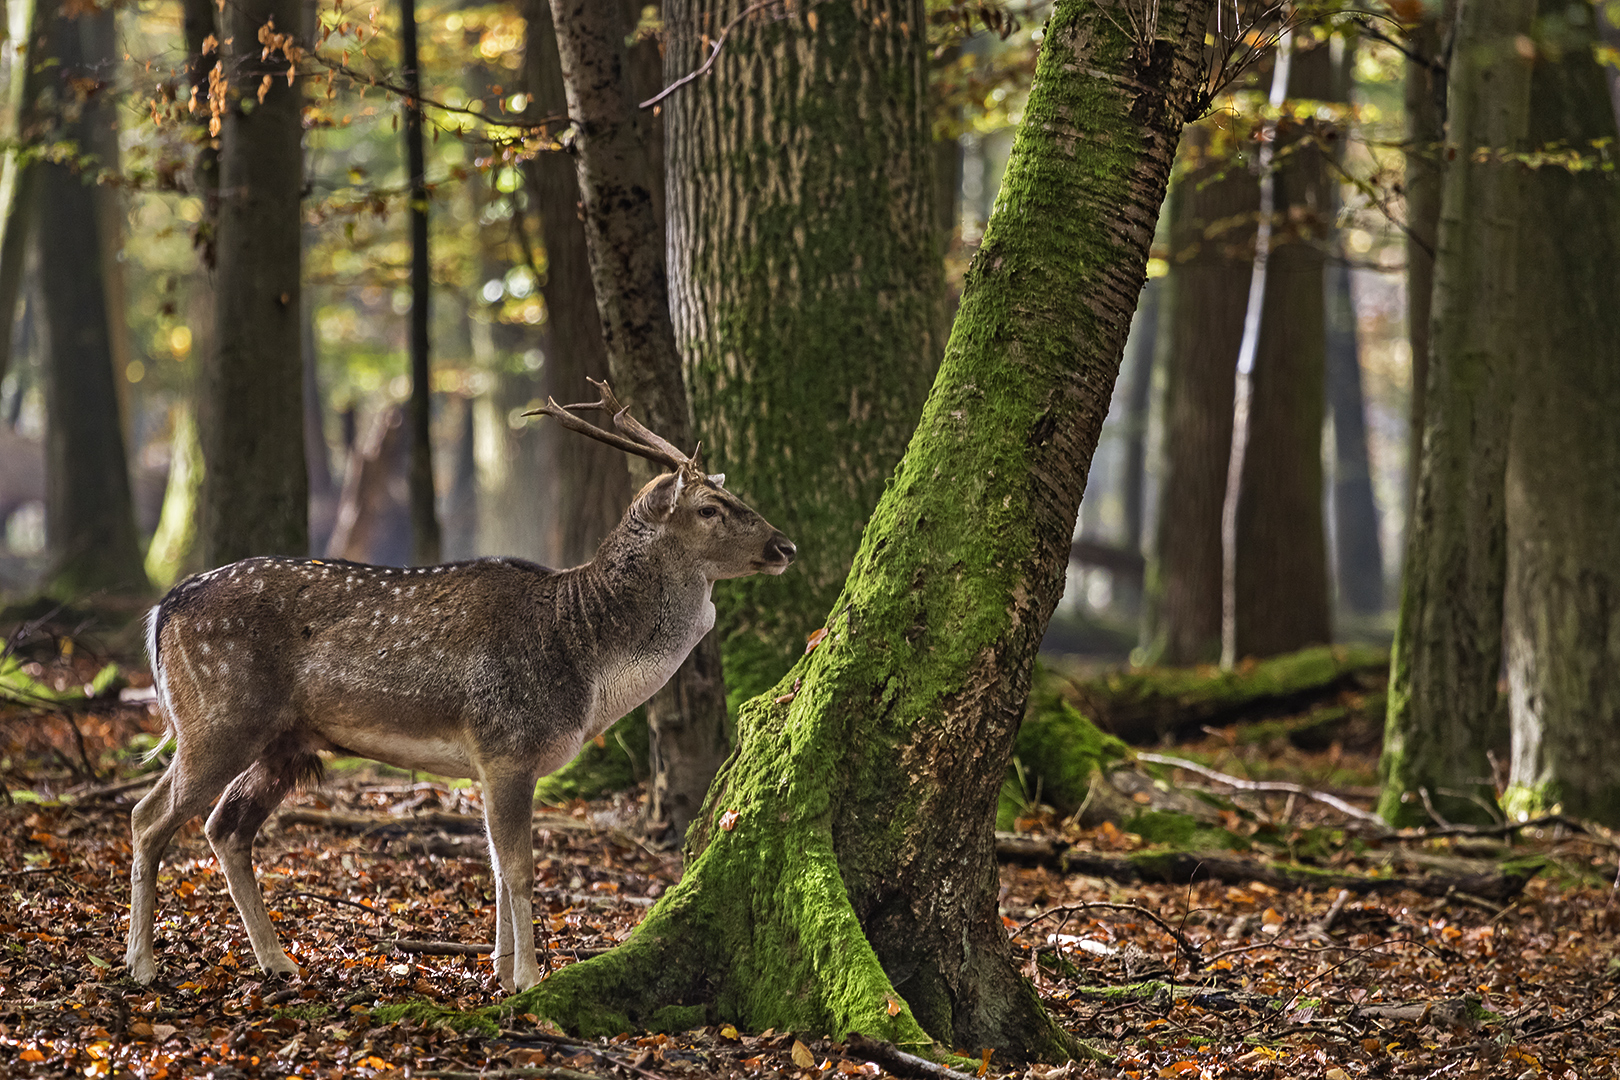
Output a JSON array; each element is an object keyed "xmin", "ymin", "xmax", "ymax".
[
  {"xmin": 1115, "ymin": 276, "xmax": 1159, "ymax": 618},
  {"xmin": 0, "ymin": 0, "xmax": 49, "ymax": 388},
  {"xmin": 547, "ymin": 0, "xmax": 728, "ymax": 838},
  {"xmin": 401, "ymin": 0, "xmax": 440, "ymax": 567},
  {"xmin": 201, "ymin": 0, "xmax": 308, "ymax": 565},
  {"xmin": 1231, "ymin": 37, "xmax": 1333, "ymax": 659},
  {"xmin": 1501, "ymin": 5, "xmax": 1620, "ymax": 824},
  {"xmin": 522, "ymin": 0, "xmax": 629, "ymax": 570},
  {"xmin": 38, "ymin": 0, "xmax": 145, "ymax": 596},
  {"xmin": 663, "ymin": 0, "xmax": 945, "ymax": 708},
  {"xmin": 1325, "ymin": 37, "xmax": 1384, "ymax": 616},
  {"xmin": 1402, "ymin": 12, "xmax": 1446, "ymax": 527},
  {"xmin": 1377, "ymin": 0, "xmax": 1535, "ymax": 827},
  {"xmin": 512, "ymin": 0, "xmax": 1212, "ymax": 1057},
  {"xmin": 1153, "ymin": 121, "xmax": 1253, "ymax": 665}
]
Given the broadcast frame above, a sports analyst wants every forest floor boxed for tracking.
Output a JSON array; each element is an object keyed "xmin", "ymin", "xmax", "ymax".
[{"xmin": 3, "ymin": 632, "xmax": 1620, "ymax": 1080}]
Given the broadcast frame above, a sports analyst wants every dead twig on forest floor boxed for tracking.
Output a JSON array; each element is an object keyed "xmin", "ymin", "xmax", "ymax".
[
  {"xmin": 417, "ymin": 1069, "xmax": 603, "ymax": 1080},
  {"xmin": 1305, "ymin": 888, "xmax": 1352, "ymax": 940},
  {"xmin": 496, "ymin": 1028, "xmax": 677, "ymax": 1080},
  {"xmin": 842, "ymin": 1034, "xmax": 976, "ymax": 1080},
  {"xmin": 1020, "ymin": 901, "xmax": 1206, "ymax": 972},
  {"xmin": 1138, "ymin": 752, "xmax": 1385, "ymax": 826}
]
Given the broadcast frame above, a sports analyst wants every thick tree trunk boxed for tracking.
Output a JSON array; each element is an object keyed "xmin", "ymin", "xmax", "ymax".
[
  {"xmin": 0, "ymin": 0, "xmax": 49, "ymax": 388},
  {"xmin": 1402, "ymin": 13, "xmax": 1445, "ymax": 526},
  {"xmin": 1153, "ymin": 122, "xmax": 1253, "ymax": 665},
  {"xmin": 38, "ymin": 0, "xmax": 145, "ymax": 596},
  {"xmin": 1501, "ymin": 5, "xmax": 1620, "ymax": 824},
  {"xmin": 1231, "ymin": 37, "xmax": 1333, "ymax": 659},
  {"xmin": 522, "ymin": 0, "xmax": 629, "ymax": 570},
  {"xmin": 512, "ymin": 0, "xmax": 1212, "ymax": 1058},
  {"xmin": 664, "ymin": 0, "xmax": 945, "ymax": 708},
  {"xmin": 1377, "ymin": 0, "xmax": 1534, "ymax": 827},
  {"xmin": 201, "ymin": 0, "xmax": 307, "ymax": 565},
  {"xmin": 547, "ymin": 0, "xmax": 728, "ymax": 837}
]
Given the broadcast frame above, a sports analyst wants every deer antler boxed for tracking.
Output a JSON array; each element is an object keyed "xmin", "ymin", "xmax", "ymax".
[{"xmin": 524, "ymin": 379, "xmax": 701, "ymax": 475}]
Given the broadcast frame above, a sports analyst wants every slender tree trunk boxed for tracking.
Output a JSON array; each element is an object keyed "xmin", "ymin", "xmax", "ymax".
[
  {"xmin": 522, "ymin": 0, "xmax": 629, "ymax": 569},
  {"xmin": 1120, "ymin": 278, "xmax": 1159, "ymax": 560},
  {"xmin": 401, "ymin": 0, "xmax": 439, "ymax": 566},
  {"xmin": 201, "ymin": 0, "xmax": 308, "ymax": 566},
  {"xmin": 1231, "ymin": 36, "xmax": 1333, "ymax": 660},
  {"xmin": 664, "ymin": 0, "xmax": 945, "ymax": 708},
  {"xmin": 38, "ymin": 0, "xmax": 145, "ymax": 595},
  {"xmin": 1326, "ymin": 260, "xmax": 1383, "ymax": 614},
  {"xmin": 548, "ymin": 0, "xmax": 729, "ymax": 838},
  {"xmin": 1403, "ymin": 11, "xmax": 1446, "ymax": 526},
  {"xmin": 1377, "ymin": 0, "xmax": 1534, "ymax": 827},
  {"xmin": 1501, "ymin": 3, "xmax": 1620, "ymax": 824},
  {"xmin": 0, "ymin": 0, "xmax": 47, "ymax": 388},
  {"xmin": 1325, "ymin": 36, "xmax": 1384, "ymax": 616},
  {"xmin": 512, "ymin": 0, "xmax": 1212, "ymax": 1057},
  {"xmin": 1153, "ymin": 121, "xmax": 1253, "ymax": 665}
]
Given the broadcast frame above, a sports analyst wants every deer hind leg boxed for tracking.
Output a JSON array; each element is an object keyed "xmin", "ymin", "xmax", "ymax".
[
  {"xmin": 127, "ymin": 739, "xmax": 264, "ymax": 984},
  {"xmin": 203, "ymin": 731, "xmax": 322, "ymax": 979},
  {"xmin": 481, "ymin": 770, "xmax": 541, "ymax": 992}
]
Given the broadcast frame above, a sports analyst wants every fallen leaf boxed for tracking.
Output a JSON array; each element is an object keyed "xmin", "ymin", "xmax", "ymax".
[
  {"xmin": 719, "ymin": 809, "xmax": 740, "ymax": 831},
  {"xmin": 791, "ymin": 1039, "xmax": 815, "ymax": 1068},
  {"xmin": 885, "ymin": 995, "xmax": 901, "ymax": 1016},
  {"xmin": 805, "ymin": 628, "xmax": 829, "ymax": 653}
]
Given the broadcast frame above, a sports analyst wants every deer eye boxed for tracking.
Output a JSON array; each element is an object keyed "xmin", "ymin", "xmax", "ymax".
[{"xmin": 699, "ymin": 505, "xmax": 719, "ymax": 519}]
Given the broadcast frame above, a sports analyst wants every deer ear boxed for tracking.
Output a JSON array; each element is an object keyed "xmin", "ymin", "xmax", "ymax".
[
  {"xmin": 708, "ymin": 473, "xmax": 726, "ymax": 488},
  {"xmin": 643, "ymin": 472, "xmax": 684, "ymax": 518}
]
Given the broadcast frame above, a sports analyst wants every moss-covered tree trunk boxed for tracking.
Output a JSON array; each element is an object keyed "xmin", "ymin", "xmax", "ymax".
[
  {"xmin": 547, "ymin": 0, "xmax": 729, "ymax": 836},
  {"xmin": 1501, "ymin": 3, "xmax": 1620, "ymax": 824},
  {"xmin": 202, "ymin": 0, "xmax": 308, "ymax": 565},
  {"xmin": 1153, "ymin": 120, "xmax": 1253, "ymax": 664},
  {"xmin": 1232, "ymin": 37, "xmax": 1333, "ymax": 659},
  {"xmin": 662, "ymin": 0, "xmax": 945, "ymax": 707},
  {"xmin": 1377, "ymin": 0, "xmax": 1534, "ymax": 827},
  {"xmin": 38, "ymin": 0, "xmax": 146, "ymax": 596},
  {"xmin": 514, "ymin": 0, "xmax": 1212, "ymax": 1058}
]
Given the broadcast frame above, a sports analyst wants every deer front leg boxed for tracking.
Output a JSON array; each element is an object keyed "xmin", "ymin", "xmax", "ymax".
[{"xmin": 482, "ymin": 771, "xmax": 540, "ymax": 992}]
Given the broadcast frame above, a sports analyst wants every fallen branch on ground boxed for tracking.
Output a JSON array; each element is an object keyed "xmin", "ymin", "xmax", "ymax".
[{"xmin": 1137, "ymin": 752, "xmax": 1386, "ymax": 826}]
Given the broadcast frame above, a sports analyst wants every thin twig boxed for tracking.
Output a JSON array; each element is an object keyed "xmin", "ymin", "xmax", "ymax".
[
  {"xmin": 1019, "ymin": 900, "xmax": 1206, "ymax": 972},
  {"xmin": 639, "ymin": 1, "xmax": 779, "ymax": 111},
  {"xmin": 1137, "ymin": 752, "xmax": 1387, "ymax": 826}
]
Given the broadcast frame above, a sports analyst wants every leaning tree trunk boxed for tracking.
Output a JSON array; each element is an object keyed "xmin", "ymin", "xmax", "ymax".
[
  {"xmin": 38, "ymin": 0, "xmax": 146, "ymax": 596},
  {"xmin": 512, "ymin": 0, "xmax": 1212, "ymax": 1059},
  {"xmin": 1377, "ymin": 0, "xmax": 1535, "ymax": 827},
  {"xmin": 1501, "ymin": 3, "xmax": 1620, "ymax": 824},
  {"xmin": 1153, "ymin": 119, "xmax": 1254, "ymax": 665},
  {"xmin": 522, "ymin": 0, "xmax": 629, "ymax": 569},
  {"xmin": 663, "ymin": 0, "xmax": 945, "ymax": 708},
  {"xmin": 1231, "ymin": 36, "xmax": 1333, "ymax": 659},
  {"xmin": 201, "ymin": 0, "xmax": 308, "ymax": 566},
  {"xmin": 547, "ymin": 0, "xmax": 730, "ymax": 837}
]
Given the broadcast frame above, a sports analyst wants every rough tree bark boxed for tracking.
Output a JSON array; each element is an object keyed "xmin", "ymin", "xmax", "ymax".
[
  {"xmin": 522, "ymin": 0, "xmax": 629, "ymax": 569},
  {"xmin": 1501, "ymin": 2, "xmax": 1620, "ymax": 824},
  {"xmin": 1231, "ymin": 36, "xmax": 1332, "ymax": 659},
  {"xmin": 1154, "ymin": 120, "xmax": 1252, "ymax": 664},
  {"xmin": 1377, "ymin": 0, "xmax": 1534, "ymax": 827},
  {"xmin": 38, "ymin": 0, "xmax": 145, "ymax": 595},
  {"xmin": 511, "ymin": 0, "xmax": 1213, "ymax": 1058},
  {"xmin": 547, "ymin": 0, "xmax": 729, "ymax": 837},
  {"xmin": 663, "ymin": 0, "xmax": 945, "ymax": 708},
  {"xmin": 0, "ymin": 0, "xmax": 49, "ymax": 388},
  {"xmin": 201, "ymin": 0, "xmax": 308, "ymax": 566}
]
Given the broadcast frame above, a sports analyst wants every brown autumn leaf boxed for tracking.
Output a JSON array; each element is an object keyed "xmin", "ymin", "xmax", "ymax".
[
  {"xmin": 790, "ymin": 1039, "xmax": 815, "ymax": 1069},
  {"xmin": 719, "ymin": 809, "xmax": 740, "ymax": 832},
  {"xmin": 805, "ymin": 628, "xmax": 829, "ymax": 653}
]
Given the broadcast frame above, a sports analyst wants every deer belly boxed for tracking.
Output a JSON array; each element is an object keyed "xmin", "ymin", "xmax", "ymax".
[{"xmin": 311, "ymin": 720, "xmax": 476, "ymax": 779}]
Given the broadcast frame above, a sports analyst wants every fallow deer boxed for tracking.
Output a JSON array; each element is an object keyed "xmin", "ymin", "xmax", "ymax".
[{"xmin": 125, "ymin": 381, "xmax": 794, "ymax": 992}]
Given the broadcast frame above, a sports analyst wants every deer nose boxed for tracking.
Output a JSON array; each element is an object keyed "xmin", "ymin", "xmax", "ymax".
[{"xmin": 767, "ymin": 534, "xmax": 797, "ymax": 565}]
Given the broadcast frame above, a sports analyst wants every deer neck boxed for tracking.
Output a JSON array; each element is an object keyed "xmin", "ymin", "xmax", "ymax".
[{"xmin": 573, "ymin": 520, "xmax": 715, "ymax": 733}]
